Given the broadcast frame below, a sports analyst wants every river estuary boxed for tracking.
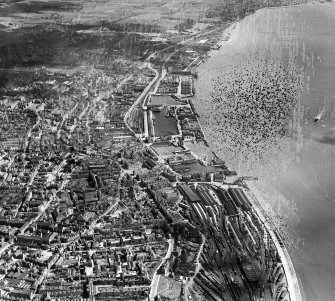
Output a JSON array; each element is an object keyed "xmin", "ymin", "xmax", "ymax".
[{"xmin": 194, "ymin": 2, "xmax": 335, "ymax": 300}]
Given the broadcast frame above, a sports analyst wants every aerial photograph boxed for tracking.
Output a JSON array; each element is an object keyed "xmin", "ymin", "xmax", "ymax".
[{"xmin": 0, "ymin": 0, "xmax": 334, "ymax": 300}]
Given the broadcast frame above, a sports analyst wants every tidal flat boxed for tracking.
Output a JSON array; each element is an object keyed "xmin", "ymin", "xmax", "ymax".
[{"xmin": 194, "ymin": 2, "xmax": 335, "ymax": 300}]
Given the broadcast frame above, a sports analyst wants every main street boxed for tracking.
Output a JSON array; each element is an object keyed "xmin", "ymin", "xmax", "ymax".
[{"xmin": 124, "ymin": 53, "xmax": 160, "ymax": 137}]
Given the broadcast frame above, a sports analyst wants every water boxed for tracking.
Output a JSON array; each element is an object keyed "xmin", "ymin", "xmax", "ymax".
[
  {"xmin": 194, "ymin": 3, "xmax": 335, "ymax": 301},
  {"xmin": 153, "ymin": 107, "xmax": 179, "ymax": 137}
]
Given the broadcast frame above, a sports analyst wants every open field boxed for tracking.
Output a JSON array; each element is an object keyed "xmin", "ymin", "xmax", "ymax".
[
  {"xmin": 157, "ymin": 276, "xmax": 182, "ymax": 300},
  {"xmin": 0, "ymin": 0, "xmax": 223, "ymax": 71},
  {"xmin": 0, "ymin": 0, "xmax": 217, "ymax": 30}
]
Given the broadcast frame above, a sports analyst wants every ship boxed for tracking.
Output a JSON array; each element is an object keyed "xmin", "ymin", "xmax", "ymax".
[
  {"xmin": 314, "ymin": 108, "xmax": 326, "ymax": 123},
  {"xmin": 210, "ymin": 44, "xmax": 221, "ymax": 50},
  {"xmin": 151, "ymin": 106, "xmax": 163, "ymax": 112}
]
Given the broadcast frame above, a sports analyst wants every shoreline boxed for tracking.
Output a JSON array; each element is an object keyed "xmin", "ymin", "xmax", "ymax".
[
  {"xmin": 123, "ymin": 2, "xmax": 332, "ymax": 299},
  {"xmin": 153, "ymin": 18, "xmax": 304, "ymax": 300},
  {"xmin": 187, "ymin": 5, "xmax": 313, "ymax": 301},
  {"xmin": 266, "ymin": 0, "xmax": 332, "ymax": 9},
  {"xmin": 245, "ymin": 182, "xmax": 303, "ymax": 301},
  {"xmin": 189, "ymin": 0, "xmax": 332, "ymax": 70}
]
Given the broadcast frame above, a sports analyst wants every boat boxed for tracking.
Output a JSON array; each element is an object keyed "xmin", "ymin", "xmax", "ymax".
[
  {"xmin": 210, "ymin": 44, "xmax": 221, "ymax": 50},
  {"xmin": 152, "ymin": 106, "xmax": 163, "ymax": 112},
  {"xmin": 314, "ymin": 108, "xmax": 326, "ymax": 123}
]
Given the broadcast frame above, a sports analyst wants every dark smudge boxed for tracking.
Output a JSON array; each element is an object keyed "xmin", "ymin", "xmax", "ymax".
[{"xmin": 314, "ymin": 132, "xmax": 335, "ymax": 146}]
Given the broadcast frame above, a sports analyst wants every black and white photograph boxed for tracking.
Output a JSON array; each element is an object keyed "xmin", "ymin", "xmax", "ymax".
[{"xmin": 0, "ymin": 0, "xmax": 334, "ymax": 300}]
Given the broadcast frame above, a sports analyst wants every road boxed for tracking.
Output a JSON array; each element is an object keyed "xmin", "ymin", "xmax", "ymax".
[
  {"xmin": 117, "ymin": 74, "xmax": 133, "ymax": 90},
  {"xmin": 152, "ymin": 66, "xmax": 167, "ymax": 94},
  {"xmin": 149, "ymin": 238, "xmax": 174, "ymax": 301},
  {"xmin": 56, "ymin": 101, "xmax": 78, "ymax": 140},
  {"xmin": 183, "ymin": 234, "xmax": 206, "ymax": 300},
  {"xmin": 124, "ymin": 57, "xmax": 160, "ymax": 137},
  {"xmin": 84, "ymin": 99, "xmax": 98, "ymax": 143},
  {"xmin": 123, "ymin": 23, "xmax": 230, "ymax": 138},
  {"xmin": 24, "ymin": 112, "xmax": 41, "ymax": 150},
  {"xmin": 89, "ymin": 199, "xmax": 120, "ymax": 231},
  {"xmin": 124, "ymin": 48, "xmax": 179, "ymax": 138},
  {"xmin": 0, "ymin": 242, "xmax": 11, "ymax": 256},
  {"xmin": 67, "ymin": 101, "xmax": 90, "ymax": 139}
]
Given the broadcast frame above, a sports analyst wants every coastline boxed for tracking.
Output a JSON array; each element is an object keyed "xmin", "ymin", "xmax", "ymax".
[
  {"xmin": 189, "ymin": 0, "xmax": 327, "ymax": 231},
  {"xmin": 266, "ymin": 0, "xmax": 331, "ymax": 9},
  {"xmin": 0, "ymin": 0, "xmax": 333, "ymax": 300},
  {"xmin": 187, "ymin": 6, "xmax": 308, "ymax": 301},
  {"xmin": 123, "ymin": 2, "xmax": 332, "ymax": 299},
  {"xmin": 189, "ymin": 1, "xmax": 335, "ymax": 300},
  {"xmin": 245, "ymin": 182, "xmax": 303, "ymax": 301}
]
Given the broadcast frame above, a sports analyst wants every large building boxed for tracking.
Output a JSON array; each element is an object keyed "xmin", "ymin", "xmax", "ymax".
[{"xmin": 178, "ymin": 184, "xmax": 201, "ymax": 203}]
